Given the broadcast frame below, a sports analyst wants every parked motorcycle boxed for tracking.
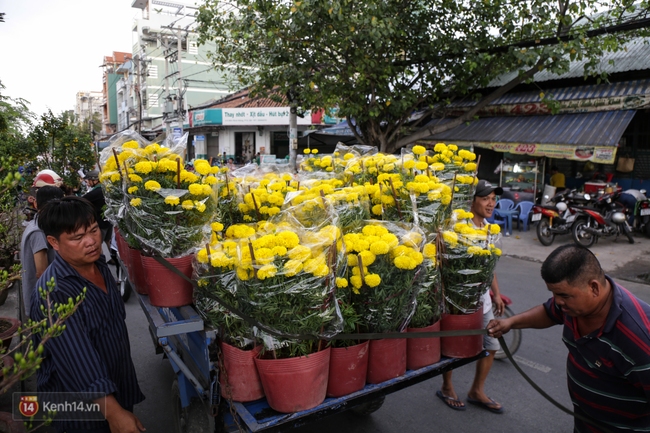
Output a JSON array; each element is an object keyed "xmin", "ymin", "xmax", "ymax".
[
  {"xmin": 632, "ymin": 190, "xmax": 650, "ymax": 238},
  {"xmin": 532, "ymin": 189, "xmax": 583, "ymax": 246},
  {"xmin": 572, "ymin": 190, "xmax": 634, "ymax": 247}
]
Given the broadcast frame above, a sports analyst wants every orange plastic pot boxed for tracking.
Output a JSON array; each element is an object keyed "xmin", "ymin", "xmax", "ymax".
[
  {"xmin": 220, "ymin": 342, "xmax": 264, "ymax": 402},
  {"xmin": 366, "ymin": 337, "xmax": 406, "ymax": 384},
  {"xmin": 440, "ymin": 310, "xmax": 484, "ymax": 359},
  {"xmin": 141, "ymin": 255, "xmax": 194, "ymax": 307},
  {"xmin": 125, "ymin": 247, "xmax": 149, "ymax": 295},
  {"xmin": 254, "ymin": 348, "xmax": 330, "ymax": 413},
  {"xmin": 406, "ymin": 320, "xmax": 441, "ymax": 370},
  {"xmin": 327, "ymin": 341, "xmax": 369, "ymax": 398}
]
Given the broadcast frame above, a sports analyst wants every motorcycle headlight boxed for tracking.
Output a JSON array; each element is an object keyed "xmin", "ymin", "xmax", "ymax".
[
  {"xmin": 556, "ymin": 202, "xmax": 567, "ymax": 212},
  {"xmin": 584, "ymin": 193, "xmax": 591, "ymax": 201},
  {"xmin": 612, "ymin": 212, "xmax": 626, "ymax": 224}
]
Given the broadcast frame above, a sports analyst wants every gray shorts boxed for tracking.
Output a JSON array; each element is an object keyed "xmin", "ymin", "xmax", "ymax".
[{"xmin": 483, "ymin": 308, "xmax": 501, "ymax": 351}]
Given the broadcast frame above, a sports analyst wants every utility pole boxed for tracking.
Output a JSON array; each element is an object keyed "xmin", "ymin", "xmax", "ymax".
[
  {"xmin": 163, "ymin": 36, "xmax": 172, "ymax": 136},
  {"xmin": 134, "ymin": 54, "xmax": 143, "ymax": 134},
  {"xmin": 177, "ymin": 26, "xmax": 184, "ymax": 127},
  {"xmin": 288, "ymin": 89, "xmax": 298, "ymax": 173}
]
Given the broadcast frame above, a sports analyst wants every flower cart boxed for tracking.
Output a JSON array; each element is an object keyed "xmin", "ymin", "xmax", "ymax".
[
  {"xmin": 103, "ymin": 135, "xmax": 493, "ymax": 432},
  {"xmin": 134, "ymin": 289, "xmax": 485, "ymax": 433}
]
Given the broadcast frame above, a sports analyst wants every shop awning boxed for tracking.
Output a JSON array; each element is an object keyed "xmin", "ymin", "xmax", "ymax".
[{"xmin": 420, "ymin": 110, "xmax": 636, "ymax": 164}]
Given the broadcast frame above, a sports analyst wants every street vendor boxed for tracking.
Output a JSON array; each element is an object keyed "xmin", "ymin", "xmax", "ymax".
[
  {"xmin": 31, "ymin": 196, "xmax": 145, "ymax": 433},
  {"xmin": 437, "ymin": 179, "xmax": 505, "ymax": 414},
  {"xmin": 487, "ymin": 244, "xmax": 650, "ymax": 433}
]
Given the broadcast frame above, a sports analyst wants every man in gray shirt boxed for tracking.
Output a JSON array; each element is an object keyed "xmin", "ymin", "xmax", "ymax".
[{"xmin": 20, "ymin": 186, "xmax": 63, "ymax": 318}]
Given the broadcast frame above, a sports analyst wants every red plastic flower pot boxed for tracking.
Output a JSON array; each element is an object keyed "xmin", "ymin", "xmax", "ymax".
[
  {"xmin": 440, "ymin": 310, "xmax": 484, "ymax": 359},
  {"xmin": 406, "ymin": 320, "xmax": 441, "ymax": 370},
  {"xmin": 327, "ymin": 341, "xmax": 369, "ymax": 398},
  {"xmin": 254, "ymin": 347, "xmax": 330, "ymax": 413},
  {"xmin": 141, "ymin": 255, "xmax": 194, "ymax": 307},
  {"xmin": 366, "ymin": 337, "xmax": 407, "ymax": 384},
  {"xmin": 220, "ymin": 342, "xmax": 264, "ymax": 402},
  {"xmin": 126, "ymin": 247, "xmax": 149, "ymax": 295}
]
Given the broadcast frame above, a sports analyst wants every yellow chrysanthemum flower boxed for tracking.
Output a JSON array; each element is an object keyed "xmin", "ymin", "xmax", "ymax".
[
  {"xmin": 412, "ymin": 145, "xmax": 426, "ymax": 155},
  {"xmin": 130, "ymin": 198, "xmax": 142, "ymax": 207},
  {"xmin": 336, "ymin": 277, "xmax": 349, "ymax": 288},
  {"xmin": 442, "ymin": 231, "xmax": 458, "ymax": 246},
  {"xmin": 423, "ymin": 243, "xmax": 436, "ymax": 259},
  {"xmin": 197, "ymin": 248, "xmax": 209, "ymax": 264},
  {"xmin": 364, "ymin": 273, "xmax": 381, "ymax": 287},
  {"xmin": 164, "ymin": 195, "xmax": 180, "ymax": 206},
  {"xmin": 181, "ymin": 200, "xmax": 194, "ymax": 210},
  {"xmin": 403, "ymin": 160, "xmax": 416, "ymax": 170},
  {"xmin": 134, "ymin": 161, "xmax": 153, "ymax": 174},
  {"xmin": 144, "ymin": 180, "xmax": 161, "ymax": 191},
  {"xmin": 394, "ymin": 255, "xmax": 416, "ymax": 270},
  {"xmin": 211, "ymin": 222, "xmax": 224, "ymax": 232}
]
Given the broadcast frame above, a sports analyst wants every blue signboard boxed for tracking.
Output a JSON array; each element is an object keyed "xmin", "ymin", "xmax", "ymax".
[{"xmin": 193, "ymin": 109, "xmax": 223, "ymax": 126}]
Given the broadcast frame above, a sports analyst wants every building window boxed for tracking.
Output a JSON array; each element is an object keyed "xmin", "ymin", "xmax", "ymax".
[
  {"xmin": 147, "ymin": 65, "xmax": 158, "ymax": 79},
  {"xmin": 148, "ymin": 94, "xmax": 159, "ymax": 108},
  {"xmin": 188, "ymin": 40, "xmax": 198, "ymax": 55}
]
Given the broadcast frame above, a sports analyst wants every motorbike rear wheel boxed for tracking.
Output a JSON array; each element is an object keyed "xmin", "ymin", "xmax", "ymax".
[
  {"xmin": 536, "ymin": 217, "xmax": 555, "ymax": 246},
  {"xmin": 572, "ymin": 218, "xmax": 597, "ymax": 248},
  {"xmin": 643, "ymin": 217, "xmax": 650, "ymax": 238},
  {"xmin": 623, "ymin": 223, "xmax": 635, "ymax": 244}
]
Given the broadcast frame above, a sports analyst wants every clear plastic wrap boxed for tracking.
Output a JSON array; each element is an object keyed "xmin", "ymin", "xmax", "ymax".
[
  {"xmin": 440, "ymin": 209, "xmax": 502, "ymax": 314},
  {"xmin": 195, "ymin": 198, "xmax": 344, "ymax": 358},
  {"xmin": 102, "ymin": 132, "xmax": 218, "ymax": 257},
  {"xmin": 341, "ymin": 220, "xmax": 425, "ymax": 334},
  {"xmin": 193, "ymin": 223, "xmax": 256, "ymax": 349},
  {"xmin": 409, "ymin": 233, "xmax": 442, "ymax": 328},
  {"xmin": 98, "ymin": 131, "xmax": 150, "ymax": 233}
]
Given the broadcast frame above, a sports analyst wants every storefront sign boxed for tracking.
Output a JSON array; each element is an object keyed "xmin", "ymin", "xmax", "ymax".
[
  {"xmin": 419, "ymin": 140, "xmax": 617, "ymax": 164},
  {"xmin": 448, "ymin": 95, "xmax": 650, "ymax": 118},
  {"xmin": 480, "ymin": 142, "xmax": 616, "ymax": 164},
  {"xmin": 222, "ymin": 108, "xmax": 313, "ymax": 126},
  {"xmin": 192, "ymin": 109, "xmax": 223, "ymax": 126}
]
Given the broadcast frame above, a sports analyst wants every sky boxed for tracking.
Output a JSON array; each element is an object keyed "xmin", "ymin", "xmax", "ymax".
[{"xmin": 0, "ymin": 0, "xmax": 138, "ymax": 117}]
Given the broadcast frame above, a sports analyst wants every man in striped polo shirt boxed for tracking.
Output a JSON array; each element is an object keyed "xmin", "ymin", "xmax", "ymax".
[
  {"xmin": 31, "ymin": 196, "xmax": 145, "ymax": 433},
  {"xmin": 487, "ymin": 244, "xmax": 650, "ymax": 432}
]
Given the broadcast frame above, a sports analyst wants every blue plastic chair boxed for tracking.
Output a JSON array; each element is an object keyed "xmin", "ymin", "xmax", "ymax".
[
  {"xmin": 513, "ymin": 201, "xmax": 535, "ymax": 231},
  {"xmin": 486, "ymin": 213, "xmax": 507, "ymax": 230},
  {"xmin": 496, "ymin": 198, "xmax": 515, "ymax": 211}
]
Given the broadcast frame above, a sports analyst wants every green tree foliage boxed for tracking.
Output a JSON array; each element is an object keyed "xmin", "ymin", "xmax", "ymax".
[
  {"xmin": 28, "ymin": 110, "xmax": 96, "ymax": 189},
  {"xmin": 197, "ymin": 0, "xmax": 649, "ymax": 153},
  {"xmin": 0, "ymin": 81, "xmax": 33, "ymax": 168}
]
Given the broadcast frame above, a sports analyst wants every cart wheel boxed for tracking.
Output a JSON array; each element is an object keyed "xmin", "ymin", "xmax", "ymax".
[
  {"xmin": 120, "ymin": 276, "xmax": 132, "ymax": 302},
  {"xmin": 351, "ymin": 395, "xmax": 385, "ymax": 415},
  {"xmin": 172, "ymin": 380, "xmax": 215, "ymax": 433}
]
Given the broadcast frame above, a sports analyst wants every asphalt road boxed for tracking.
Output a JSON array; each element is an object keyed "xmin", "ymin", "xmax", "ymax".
[{"xmin": 125, "ymin": 256, "xmax": 650, "ymax": 433}]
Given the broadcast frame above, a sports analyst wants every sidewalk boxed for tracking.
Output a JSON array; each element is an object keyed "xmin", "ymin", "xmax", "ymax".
[{"xmin": 500, "ymin": 223, "xmax": 650, "ymax": 286}]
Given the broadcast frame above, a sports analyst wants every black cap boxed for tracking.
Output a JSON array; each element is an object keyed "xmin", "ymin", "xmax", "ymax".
[
  {"xmin": 85, "ymin": 170, "xmax": 100, "ymax": 180},
  {"xmin": 475, "ymin": 179, "xmax": 503, "ymax": 197}
]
